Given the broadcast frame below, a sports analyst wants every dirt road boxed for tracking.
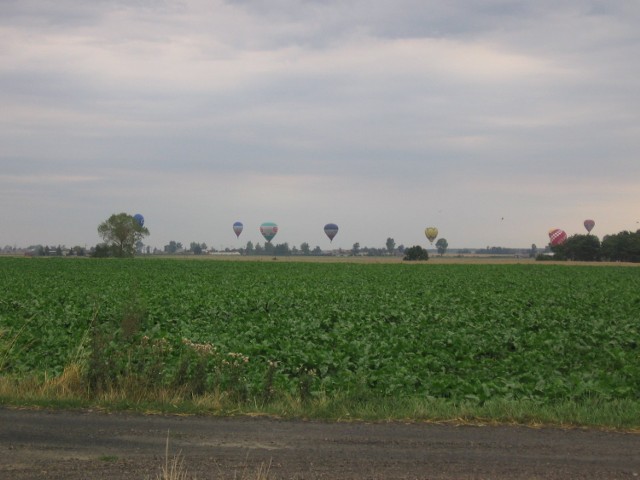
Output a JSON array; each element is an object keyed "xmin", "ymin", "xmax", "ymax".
[{"xmin": 1, "ymin": 407, "xmax": 639, "ymax": 479}]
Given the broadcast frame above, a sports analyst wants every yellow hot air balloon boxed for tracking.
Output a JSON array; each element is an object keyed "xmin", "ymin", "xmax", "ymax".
[{"xmin": 425, "ymin": 227, "xmax": 438, "ymax": 244}]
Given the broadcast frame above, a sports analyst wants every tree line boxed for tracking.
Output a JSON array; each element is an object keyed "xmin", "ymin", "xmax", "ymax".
[
  {"xmin": 545, "ymin": 230, "xmax": 640, "ymax": 262},
  {"xmin": 11, "ymin": 213, "xmax": 639, "ymax": 263}
]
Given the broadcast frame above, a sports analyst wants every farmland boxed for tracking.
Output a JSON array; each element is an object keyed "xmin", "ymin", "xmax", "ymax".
[{"xmin": 1, "ymin": 257, "xmax": 639, "ymax": 422}]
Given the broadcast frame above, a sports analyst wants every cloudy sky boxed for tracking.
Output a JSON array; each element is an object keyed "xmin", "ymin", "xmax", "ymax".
[{"xmin": 2, "ymin": 1, "xmax": 639, "ymax": 251}]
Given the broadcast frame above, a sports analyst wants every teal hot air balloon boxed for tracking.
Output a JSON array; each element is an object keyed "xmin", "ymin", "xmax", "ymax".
[
  {"xmin": 233, "ymin": 221, "xmax": 243, "ymax": 238},
  {"xmin": 260, "ymin": 222, "xmax": 278, "ymax": 243},
  {"xmin": 324, "ymin": 223, "xmax": 339, "ymax": 242}
]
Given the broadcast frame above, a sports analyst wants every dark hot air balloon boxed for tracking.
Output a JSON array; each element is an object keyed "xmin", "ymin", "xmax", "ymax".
[
  {"xmin": 324, "ymin": 223, "xmax": 339, "ymax": 242},
  {"xmin": 584, "ymin": 219, "xmax": 595, "ymax": 234}
]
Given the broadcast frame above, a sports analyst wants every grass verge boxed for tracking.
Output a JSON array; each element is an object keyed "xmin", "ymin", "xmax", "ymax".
[{"xmin": 1, "ymin": 369, "xmax": 639, "ymax": 431}]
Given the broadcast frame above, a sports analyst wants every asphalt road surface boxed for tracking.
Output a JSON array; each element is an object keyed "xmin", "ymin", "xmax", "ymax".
[{"xmin": 1, "ymin": 407, "xmax": 639, "ymax": 479}]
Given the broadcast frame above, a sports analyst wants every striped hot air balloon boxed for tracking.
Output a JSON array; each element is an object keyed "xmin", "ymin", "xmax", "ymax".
[
  {"xmin": 260, "ymin": 222, "xmax": 278, "ymax": 243},
  {"xmin": 233, "ymin": 221, "xmax": 243, "ymax": 238}
]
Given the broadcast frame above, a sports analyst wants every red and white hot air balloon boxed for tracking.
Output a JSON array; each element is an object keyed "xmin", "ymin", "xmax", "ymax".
[{"xmin": 548, "ymin": 228, "xmax": 567, "ymax": 246}]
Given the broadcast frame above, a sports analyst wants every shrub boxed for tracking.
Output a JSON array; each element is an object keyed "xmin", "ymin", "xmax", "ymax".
[{"xmin": 403, "ymin": 245, "xmax": 429, "ymax": 261}]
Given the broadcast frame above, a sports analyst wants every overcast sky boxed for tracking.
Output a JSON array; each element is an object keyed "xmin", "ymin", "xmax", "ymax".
[{"xmin": 2, "ymin": 0, "xmax": 639, "ymax": 251}]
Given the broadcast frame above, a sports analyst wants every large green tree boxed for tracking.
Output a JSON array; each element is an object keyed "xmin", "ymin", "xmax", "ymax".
[
  {"xmin": 601, "ymin": 230, "xmax": 640, "ymax": 262},
  {"xmin": 386, "ymin": 237, "xmax": 396, "ymax": 255},
  {"xmin": 435, "ymin": 238, "xmax": 448, "ymax": 256},
  {"xmin": 97, "ymin": 213, "xmax": 149, "ymax": 258},
  {"xmin": 274, "ymin": 242, "xmax": 291, "ymax": 256},
  {"xmin": 551, "ymin": 234, "xmax": 601, "ymax": 261}
]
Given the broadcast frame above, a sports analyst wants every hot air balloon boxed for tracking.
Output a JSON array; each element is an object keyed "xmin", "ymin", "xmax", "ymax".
[
  {"xmin": 233, "ymin": 221, "xmax": 244, "ymax": 238},
  {"xmin": 548, "ymin": 228, "xmax": 567, "ymax": 246},
  {"xmin": 324, "ymin": 223, "xmax": 339, "ymax": 242},
  {"xmin": 260, "ymin": 222, "xmax": 278, "ymax": 243},
  {"xmin": 425, "ymin": 227, "xmax": 438, "ymax": 244},
  {"xmin": 133, "ymin": 214, "xmax": 144, "ymax": 227},
  {"xmin": 584, "ymin": 219, "xmax": 595, "ymax": 234}
]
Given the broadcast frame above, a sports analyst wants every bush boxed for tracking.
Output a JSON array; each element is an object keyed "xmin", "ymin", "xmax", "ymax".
[
  {"xmin": 91, "ymin": 243, "xmax": 112, "ymax": 258},
  {"xmin": 403, "ymin": 245, "xmax": 429, "ymax": 261}
]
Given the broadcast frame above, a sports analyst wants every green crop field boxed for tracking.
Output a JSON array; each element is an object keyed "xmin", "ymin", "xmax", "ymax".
[{"xmin": 1, "ymin": 257, "xmax": 639, "ymax": 409}]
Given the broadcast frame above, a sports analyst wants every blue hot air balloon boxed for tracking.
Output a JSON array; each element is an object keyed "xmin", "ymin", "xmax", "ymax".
[
  {"xmin": 233, "ymin": 221, "xmax": 244, "ymax": 238},
  {"xmin": 133, "ymin": 214, "xmax": 144, "ymax": 227},
  {"xmin": 324, "ymin": 223, "xmax": 339, "ymax": 242}
]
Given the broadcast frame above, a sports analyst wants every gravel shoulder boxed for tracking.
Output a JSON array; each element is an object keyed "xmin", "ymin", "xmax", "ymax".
[{"xmin": 1, "ymin": 407, "xmax": 639, "ymax": 479}]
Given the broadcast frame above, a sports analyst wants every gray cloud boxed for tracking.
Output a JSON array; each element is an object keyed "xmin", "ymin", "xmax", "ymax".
[{"xmin": 1, "ymin": 0, "xmax": 639, "ymax": 249}]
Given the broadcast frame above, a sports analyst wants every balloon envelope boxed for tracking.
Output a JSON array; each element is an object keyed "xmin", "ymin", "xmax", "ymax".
[
  {"xmin": 548, "ymin": 228, "xmax": 567, "ymax": 246},
  {"xmin": 260, "ymin": 222, "xmax": 278, "ymax": 243},
  {"xmin": 133, "ymin": 214, "xmax": 144, "ymax": 227},
  {"xmin": 425, "ymin": 227, "xmax": 438, "ymax": 244},
  {"xmin": 324, "ymin": 223, "xmax": 339, "ymax": 242},
  {"xmin": 584, "ymin": 219, "xmax": 595, "ymax": 233},
  {"xmin": 233, "ymin": 221, "xmax": 243, "ymax": 238}
]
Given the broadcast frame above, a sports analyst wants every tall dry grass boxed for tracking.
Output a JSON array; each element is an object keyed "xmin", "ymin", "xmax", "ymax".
[{"xmin": 156, "ymin": 432, "xmax": 273, "ymax": 480}]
